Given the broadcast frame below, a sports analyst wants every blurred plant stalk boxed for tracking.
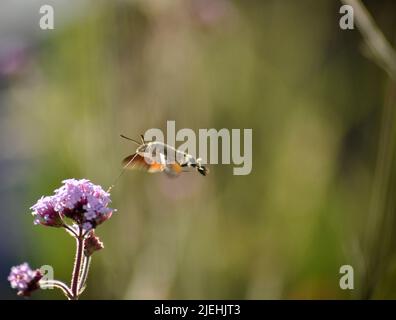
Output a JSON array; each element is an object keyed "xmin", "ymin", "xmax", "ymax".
[
  {"xmin": 341, "ymin": 0, "xmax": 396, "ymax": 299},
  {"xmin": 341, "ymin": 0, "xmax": 396, "ymax": 79}
]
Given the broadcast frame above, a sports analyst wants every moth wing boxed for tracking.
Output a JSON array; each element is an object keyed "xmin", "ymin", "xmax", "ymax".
[
  {"xmin": 122, "ymin": 154, "xmax": 150, "ymax": 170},
  {"xmin": 122, "ymin": 153, "xmax": 180, "ymax": 175},
  {"xmin": 122, "ymin": 154, "xmax": 166, "ymax": 173}
]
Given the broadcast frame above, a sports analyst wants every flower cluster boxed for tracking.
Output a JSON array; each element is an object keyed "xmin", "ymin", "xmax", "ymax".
[
  {"xmin": 31, "ymin": 196, "xmax": 63, "ymax": 227},
  {"xmin": 31, "ymin": 179, "xmax": 114, "ymax": 232},
  {"xmin": 8, "ymin": 263, "xmax": 42, "ymax": 296},
  {"xmin": 9, "ymin": 178, "xmax": 114, "ymax": 299}
]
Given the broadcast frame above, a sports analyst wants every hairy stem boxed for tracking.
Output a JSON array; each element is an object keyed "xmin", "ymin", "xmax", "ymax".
[
  {"xmin": 63, "ymin": 224, "xmax": 78, "ymax": 237},
  {"xmin": 71, "ymin": 230, "xmax": 84, "ymax": 299},
  {"xmin": 78, "ymin": 255, "xmax": 92, "ymax": 295},
  {"xmin": 40, "ymin": 280, "xmax": 73, "ymax": 300}
]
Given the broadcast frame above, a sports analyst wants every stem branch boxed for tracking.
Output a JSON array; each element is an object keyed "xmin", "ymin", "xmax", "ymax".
[
  {"xmin": 40, "ymin": 280, "xmax": 73, "ymax": 300},
  {"xmin": 78, "ymin": 255, "xmax": 92, "ymax": 295},
  {"xmin": 71, "ymin": 229, "xmax": 84, "ymax": 299}
]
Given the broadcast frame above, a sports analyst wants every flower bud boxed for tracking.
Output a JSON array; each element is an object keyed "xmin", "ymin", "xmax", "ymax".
[{"xmin": 84, "ymin": 231, "xmax": 104, "ymax": 256}]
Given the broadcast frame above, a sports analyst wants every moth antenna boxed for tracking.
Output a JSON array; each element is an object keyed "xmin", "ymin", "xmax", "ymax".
[
  {"xmin": 140, "ymin": 134, "xmax": 145, "ymax": 144},
  {"xmin": 120, "ymin": 134, "xmax": 141, "ymax": 145}
]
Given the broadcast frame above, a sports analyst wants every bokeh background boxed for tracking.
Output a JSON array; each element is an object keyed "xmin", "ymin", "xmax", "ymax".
[{"xmin": 1, "ymin": 0, "xmax": 396, "ymax": 299}]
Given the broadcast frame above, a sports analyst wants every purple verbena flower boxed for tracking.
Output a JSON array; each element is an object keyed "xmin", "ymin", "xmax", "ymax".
[
  {"xmin": 54, "ymin": 179, "xmax": 114, "ymax": 231},
  {"xmin": 8, "ymin": 263, "xmax": 42, "ymax": 296},
  {"xmin": 31, "ymin": 196, "xmax": 64, "ymax": 227},
  {"xmin": 30, "ymin": 179, "xmax": 114, "ymax": 232},
  {"xmin": 12, "ymin": 180, "xmax": 113, "ymax": 299}
]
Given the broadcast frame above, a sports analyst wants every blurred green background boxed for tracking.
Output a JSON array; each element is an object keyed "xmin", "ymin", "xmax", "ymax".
[{"xmin": 1, "ymin": 0, "xmax": 396, "ymax": 299}]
